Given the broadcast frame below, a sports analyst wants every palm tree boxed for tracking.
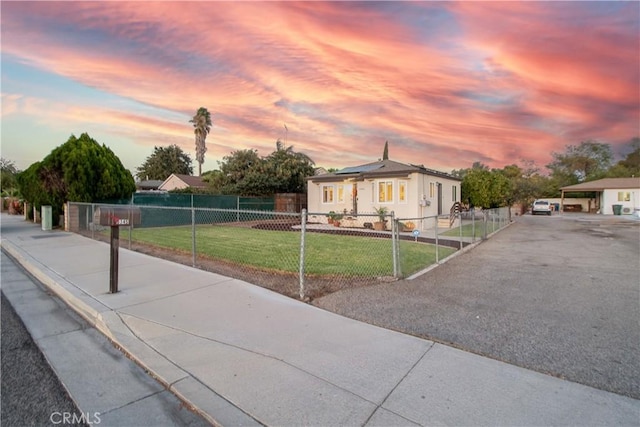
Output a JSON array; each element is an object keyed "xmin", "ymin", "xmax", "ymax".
[{"xmin": 189, "ymin": 107, "xmax": 212, "ymax": 176}]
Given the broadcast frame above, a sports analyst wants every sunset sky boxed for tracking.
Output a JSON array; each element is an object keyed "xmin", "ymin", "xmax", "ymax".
[{"xmin": 2, "ymin": 1, "xmax": 639, "ymax": 177}]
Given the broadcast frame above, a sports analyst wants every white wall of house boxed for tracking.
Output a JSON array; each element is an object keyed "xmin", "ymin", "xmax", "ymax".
[
  {"xmin": 602, "ymin": 188, "xmax": 640, "ymax": 215},
  {"xmin": 307, "ymin": 173, "xmax": 460, "ymax": 225}
]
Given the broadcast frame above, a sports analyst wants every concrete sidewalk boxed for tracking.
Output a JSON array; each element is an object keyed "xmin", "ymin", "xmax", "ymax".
[{"xmin": 1, "ymin": 214, "xmax": 638, "ymax": 426}]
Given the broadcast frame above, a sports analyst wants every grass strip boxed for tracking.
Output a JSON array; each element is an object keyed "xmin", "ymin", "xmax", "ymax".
[{"xmin": 129, "ymin": 225, "xmax": 456, "ymax": 277}]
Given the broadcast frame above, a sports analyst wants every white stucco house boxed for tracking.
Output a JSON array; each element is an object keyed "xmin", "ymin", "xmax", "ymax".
[
  {"xmin": 306, "ymin": 159, "xmax": 461, "ymax": 226},
  {"xmin": 560, "ymin": 177, "xmax": 640, "ymax": 215}
]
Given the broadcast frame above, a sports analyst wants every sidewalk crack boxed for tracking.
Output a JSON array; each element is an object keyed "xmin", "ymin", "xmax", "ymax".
[
  {"xmin": 118, "ymin": 312, "xmax": 382, "ymax": 407},
  {"xmin": 361, "ymin": 342, "xmax": 435, "ymax": 427}
]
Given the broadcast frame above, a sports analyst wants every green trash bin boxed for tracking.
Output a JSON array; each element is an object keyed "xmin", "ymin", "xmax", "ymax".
[
  {"xmin": 41, "ymin": 205, "xmax": 52, "ymax": 230},
  {"xmin": 612, "ymin": 204, "xmax": 622, "ymax": 215}
]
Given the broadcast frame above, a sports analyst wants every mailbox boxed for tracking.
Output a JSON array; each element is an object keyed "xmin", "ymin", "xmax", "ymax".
[
  {"xmin": 93, "ymin": 206, "xmax": 141, "ymax": 294},
  {"xmin": 95, "ymin": 206, "xmax": 141, "ymax": 227}
]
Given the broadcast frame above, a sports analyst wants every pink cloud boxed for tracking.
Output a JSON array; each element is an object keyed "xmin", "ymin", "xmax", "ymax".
[{"xmin": 2, "ymin": 1, "xmax": 638, "ymax": 173}]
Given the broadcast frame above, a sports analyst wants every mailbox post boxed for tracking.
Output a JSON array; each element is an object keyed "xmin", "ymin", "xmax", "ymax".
[
  {"xmin": 110, "ymin": 223, "xmax": 121, "ymax": 293},
  {"xmin": 96, "ymin": 207, "xmax": 141, "ymax": 293}
]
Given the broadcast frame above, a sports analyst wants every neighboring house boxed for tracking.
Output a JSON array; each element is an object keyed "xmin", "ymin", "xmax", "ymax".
[
  {"xmin": 306, "ymin": 159, "xmax": 461, "ymax": 225},
  {"xmin": 135, "ymin": 180, "xmax": 164, "ymax": 192},
  {"xmin": 560, "ymin": 177, "xmax": 640, "ymax": 215},
  {"xmin": 158, "ymin": 174, "xmax": 207, "ymax": 191}
]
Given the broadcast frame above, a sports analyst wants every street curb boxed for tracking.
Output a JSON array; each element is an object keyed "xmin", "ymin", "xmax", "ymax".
[
  {"xmin": 0, "ymin": 239, "xmax": 261, "ymax": 427},
  {"xmin": 1, "ymin": 240, "xmax": 110, "ymax": 336}
]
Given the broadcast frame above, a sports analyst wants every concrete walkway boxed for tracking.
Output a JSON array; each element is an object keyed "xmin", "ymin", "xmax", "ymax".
[
  {"xmin": 1, "ymin": 250, "xmax": 210, "ymax": 426},
  {"xmin": 1, "ymin": 214, "xmax": 638, "ymax": 426}
]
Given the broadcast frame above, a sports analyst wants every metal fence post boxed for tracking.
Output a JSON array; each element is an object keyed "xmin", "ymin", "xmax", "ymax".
[
  {"xmin": 191, "ymin": 206, "xmax": 196, "ymax": 267},
  {"xmin": 458, "ymin": 212, "xmax": 463, "ymax": 249},
  {"xmin": 391, "ymin": 211, "xmax": 398, "ymax": 278},
  {"xmin": 85, "ymin": 204, "xmax": 89, "ymax": 234},
  {"xmin": 472, "ymin": 211, "xmax": 476, "ymax": 243},
  {"xmin": 91, "ymin": 204, "xmax": 95, "ymax": 239},
  {"xmin": 434, "ymin": 215, "xmax": 439, "ymax": 263},
  {"xmin": 483, "ymin": 211, "xmax": 488, "ymax": 240},
  {"xmin": 492, "ymin": 210, "xmax": 496, "ymax": 233},
  {"xmin": 128, "ymin": 206, "xmax": 132, "ymax": 250},
  {"xmin": 299, "ymin": 209, "xmax": 307, "ymax": 300}
]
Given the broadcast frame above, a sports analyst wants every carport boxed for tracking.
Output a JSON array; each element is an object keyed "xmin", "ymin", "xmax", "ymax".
[{"xmin": 560, "ymin": 177, "xmax": 640, "ymax": 215}]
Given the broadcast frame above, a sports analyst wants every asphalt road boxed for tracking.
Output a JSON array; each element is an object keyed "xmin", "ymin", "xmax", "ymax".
[
  {"xmin": 315, "ymin": 214, "xmax": 640, "ymax": 399},
  {"xmin": 1, "ymin": 292, "xmax": 89, "ymax": 427}
]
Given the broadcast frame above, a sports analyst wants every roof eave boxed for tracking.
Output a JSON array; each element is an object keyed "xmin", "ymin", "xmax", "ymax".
[{"xmin": 307, "ymin": 170, "xmax": 460, "ymax": 182}]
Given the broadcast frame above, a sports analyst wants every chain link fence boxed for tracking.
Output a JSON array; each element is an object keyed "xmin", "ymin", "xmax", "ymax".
[
  {"xmin": 101, "ymin": 193, "xmax": 275, "ymax": 210},
  {"xmin": 65, "ymin": 202, "xmax": 510, "ymax": 300}
]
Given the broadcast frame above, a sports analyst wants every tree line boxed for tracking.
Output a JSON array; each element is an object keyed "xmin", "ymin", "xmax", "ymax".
[
  {"xmin": 136, "ymin": 139, "xmax": 315, "ymax": 196},
  {"xmin": 3, "ymin": 132, "xmax": 638, "ymax": 225},
  {"xmin": 453, "ymin": 138, "xmax": 640, "ymax": 210}
]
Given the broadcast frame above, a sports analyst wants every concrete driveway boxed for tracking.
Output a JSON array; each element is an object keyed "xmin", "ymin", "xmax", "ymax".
[{"xmin": 315, "ymin": 214, "xmax": 640, "ymax": 399}]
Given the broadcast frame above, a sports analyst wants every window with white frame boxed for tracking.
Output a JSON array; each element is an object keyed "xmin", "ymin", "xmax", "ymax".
[
  {"xmin": 618, "ymin": 191, "xmax": 631, "ymax": 202},
  {"xmin": 429, "ymin": 182, "xmax": 435, "ymax": 198},
  {"xmin": 399, "ymin": 180, "xmax": 407, "ymax": 203},
  {"xmin": 322, "ymin": 185, "xmax": 334, "ymax": 203},
  {"xmin": 378, "ymin": 180, "xmax": 393, "ymax": 203},
  {"xmin": 337, "ymin": 184, "xmax": 345, "ymax": 203}
]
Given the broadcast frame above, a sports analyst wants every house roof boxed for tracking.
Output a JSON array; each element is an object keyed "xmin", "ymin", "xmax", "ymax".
[
  {"xmin": 135, "ymin": 180, "xmax": 164, "ymax": 190},
  {"xmin": 561, "ymin": 177, "xmax": 640, "ymax": 192},
  {"xmin": 307, "ymin": 159, "xmax": 460, "ymax": 182},
  {"xmin": 161, "ymin": 173, "xmax": 207, "ymax": 189},
  {"xmin": 176, "ymin": 174, "xmax": 207, "ymax": 188}
]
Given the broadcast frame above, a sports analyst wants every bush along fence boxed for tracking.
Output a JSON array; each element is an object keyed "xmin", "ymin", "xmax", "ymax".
[{"xmin": 65, "ymin": 202, "xmax": 511, "ymax": 300}]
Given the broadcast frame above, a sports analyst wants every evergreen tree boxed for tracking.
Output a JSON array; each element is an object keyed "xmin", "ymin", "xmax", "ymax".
[{"xmin": 17, "ymin": 133, "xmax": 135, "ymax": 225}]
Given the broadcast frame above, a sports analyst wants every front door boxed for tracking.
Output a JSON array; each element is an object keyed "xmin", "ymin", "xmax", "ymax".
[{"xmin": 437, "ymin": 183, "xmax": 443, "ymax": 215}]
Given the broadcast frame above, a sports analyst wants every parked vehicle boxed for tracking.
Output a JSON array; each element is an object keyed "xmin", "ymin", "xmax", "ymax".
[{"xmin": 532, "ymin": 200, "xmax": 552, "ymax": 215}]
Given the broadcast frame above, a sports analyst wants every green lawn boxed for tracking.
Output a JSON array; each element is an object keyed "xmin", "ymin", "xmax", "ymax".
[{"xmin": 129, "ymin": 225, "xmax": 455, "ymax": 277}]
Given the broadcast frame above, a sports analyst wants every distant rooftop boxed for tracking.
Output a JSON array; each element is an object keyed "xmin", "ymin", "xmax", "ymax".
[
  {"xmin": 172, "ymin": 174, "xmax": 207, "ymax": 188},
  {"xmin": 136, "ymin": 180, "xmax": 164, "ymax": 190},
  {"xmin": 561, "ymin": 177, "xmax": 640, "ymax": 191}
]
